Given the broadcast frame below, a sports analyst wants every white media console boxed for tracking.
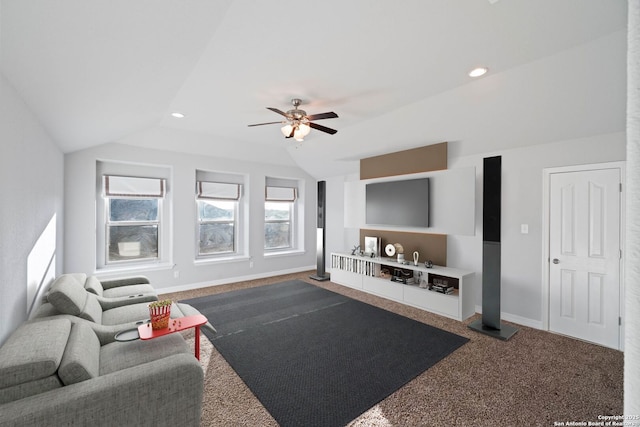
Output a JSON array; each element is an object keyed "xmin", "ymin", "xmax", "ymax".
[{"xmin": 330, "ymin": 253, "xmax": 475, "ymax": 321}]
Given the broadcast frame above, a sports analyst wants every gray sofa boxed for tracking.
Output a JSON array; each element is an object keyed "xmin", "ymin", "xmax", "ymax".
[
  {"xmin": 0, "ymin": 318, "xmax": 203, "ymax": 426},
  {"xmin": 31, "ymin": 273, "xmax": 215, "ymax": 344}
]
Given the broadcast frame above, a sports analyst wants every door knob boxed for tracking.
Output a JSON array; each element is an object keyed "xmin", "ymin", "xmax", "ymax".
[{"xmin": 552, "ymin": 258, "xmax": 559, "ymax": 264}]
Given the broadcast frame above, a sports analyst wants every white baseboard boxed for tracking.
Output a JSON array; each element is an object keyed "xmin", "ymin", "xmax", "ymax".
[
  {"xmin": 474, "ymin": 305, "xmax": 543, "ymax": 330},
  {"xmin": 157, "ymin": 265, "xmax": 316, "ymax": 295}
]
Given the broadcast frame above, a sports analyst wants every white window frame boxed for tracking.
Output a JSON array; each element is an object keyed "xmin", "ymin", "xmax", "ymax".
[
  {"xmin": 105, "ymin": 196, "xmax": 162, "ymax": 264},
  {"xmin": 195, "ymin": 170, "xmax": 247, "ymax": 261},
  {"xmin": 264, "ymin": 178, "xmax": 300, "ymax": 254},
  {"xmin": 264, "ymin": 199, "xmax": 295, "ymax": 251},
  {"xmin": 96, "ymin": 162, "xmax": 172, "ymax": 272}
]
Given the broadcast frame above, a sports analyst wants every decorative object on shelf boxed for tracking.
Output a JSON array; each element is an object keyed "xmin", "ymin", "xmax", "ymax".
[
  {"xmin": 149, "ymin": 299, "xmax": 172, "ymax": 330},
  {"xmin": 413, "ymin": 251, "xmax": 419, "ymax": 266},
  {"xmin": 425, "ymin": 260, "xmax": 433, "ymax": 268},
  {"xmin": 393, "ymin": 243, "xmax": 404, "ymax": 263},
  {"xmin": 384, "ymin": 243, "xmax": 396, "ymax": 257},
  {"xmin": 364, "ymin": 236, "xmax": 381, "ymax": 258},
  {"xmin": 351, "ymin": 245, "xmax": 360, "ymax": 256}
]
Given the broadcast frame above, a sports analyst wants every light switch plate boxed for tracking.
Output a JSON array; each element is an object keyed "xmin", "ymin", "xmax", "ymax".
[{"xmin": 521, "ymin": 224, "xmax": 529, "ymax": 234}]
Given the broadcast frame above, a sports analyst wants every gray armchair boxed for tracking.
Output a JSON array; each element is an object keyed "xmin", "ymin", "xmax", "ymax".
[
  {"xmin": 0, "ymin": 318, "xmax": 203, "ymax": 426},
  {"xmin": 63, "ymin": 273, "xmax": 158, "ymax": 309},
  {"xmin": 32, "ymin": 274, "xmax": 215, "ymax": 344}
]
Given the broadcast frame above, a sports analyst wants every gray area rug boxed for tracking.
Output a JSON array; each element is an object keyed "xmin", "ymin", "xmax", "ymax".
[{"xmin": 182, "ymin": 280, "xmax": 468, "ymax": 427}]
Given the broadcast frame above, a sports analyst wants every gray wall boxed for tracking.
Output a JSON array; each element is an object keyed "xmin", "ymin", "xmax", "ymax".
[
  {"xmin": 0, "ymin": 72, "xmax": 64, "ymax": 345},
  {"xmin": 64, "ymin": 143, "xmax": 317, "ymax": 291},
  {"xmin": 325, "ymin": 132, "xmax": 626, "ymax": 328},
  {"xmin": 449, "ymin": 132, "xmax": 625, "ymax": 327}
]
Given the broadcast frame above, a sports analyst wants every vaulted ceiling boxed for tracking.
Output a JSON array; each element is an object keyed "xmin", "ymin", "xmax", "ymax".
[{"xmin": 0, "ymin": 0, "xmax": 628, "ymax": 178}]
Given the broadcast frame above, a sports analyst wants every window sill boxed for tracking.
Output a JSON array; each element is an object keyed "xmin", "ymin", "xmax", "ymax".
[
  {"xmin": 95, "ymin": 262, "xmax": 174, "ymax": 276},
  {"xmin": 194, "ymin": 255, "xmax": 251, "ymax": 266},
  {"xmin": 264, "ymin": 249, "xmax": 306, "ymax": 258}
]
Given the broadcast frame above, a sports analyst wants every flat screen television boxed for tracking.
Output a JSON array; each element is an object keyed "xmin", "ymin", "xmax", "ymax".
[{"xmin": 365, "ymin": 177, "xmax": 430, "ymax": 227}]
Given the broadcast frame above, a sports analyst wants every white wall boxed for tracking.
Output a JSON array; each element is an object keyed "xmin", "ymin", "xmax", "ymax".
[
  {"xmin": 0, "ymin": 72, "xmax": 64, "ymax": 345},
  {"xmin": 325, "ymin": 132, "xmax": 626, "ymax": 328},
  {"xmin": 449, "ymin": 132, "xmax": 626, "ymax": 327},
  {"xmin": 64, "ymin": 143, "xmax": 318, "ymax": 291}
]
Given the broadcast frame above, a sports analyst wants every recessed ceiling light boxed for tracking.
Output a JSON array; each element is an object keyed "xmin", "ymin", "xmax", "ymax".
[
  {"xmin": 468, "ymin": 67, "xmax": 488, "ymax": 78},
  {"xmin": 171, "ymin": 112, "xmax": 185, "ymax": 118}
]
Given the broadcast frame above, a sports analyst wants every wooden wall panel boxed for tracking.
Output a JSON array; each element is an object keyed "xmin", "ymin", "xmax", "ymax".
[
  {"xmin": 358, "ymin": 142, "xmax": 449, "ymax": 265},
  {"xmin": 360, "ymin": 142, "xmax": 447, "ymax": 180},
  {"xmin": 359, "ymin": 229, "xmax": 447, "ymax": 267}
]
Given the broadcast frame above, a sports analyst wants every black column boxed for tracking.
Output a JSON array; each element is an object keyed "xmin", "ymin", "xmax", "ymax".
[
  {"xmin": 310, "ymin": 180, "xmax": 330, "ymax": 281},
  {"xmin": 469, "ymin": 156, "xmax": 518, "ymax": 340}
]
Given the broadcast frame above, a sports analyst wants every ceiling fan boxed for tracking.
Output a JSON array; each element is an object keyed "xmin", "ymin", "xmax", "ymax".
[{"xmin": 248, "ymin": 98, "xmax": 338, "ymax": 142}]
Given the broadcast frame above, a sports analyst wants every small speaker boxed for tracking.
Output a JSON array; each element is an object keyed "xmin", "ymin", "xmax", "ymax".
[{"xmin": 483, "ymin": 156, "xmax": 501, "ymax": 243}]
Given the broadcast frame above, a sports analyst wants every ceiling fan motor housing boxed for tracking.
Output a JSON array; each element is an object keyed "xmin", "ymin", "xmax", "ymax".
[{"xmin": 287, "ymin": 99, "xmax": 306, "ymax": 120}]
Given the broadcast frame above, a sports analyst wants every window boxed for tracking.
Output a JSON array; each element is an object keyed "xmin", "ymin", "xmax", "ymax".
[
  {"xmin": 103, "ymin": 175, "xmax": 165, "ymax": 264},
  {"xmin": 196, "ymin": 180, "xmax": 242, "ymax": 257},
  {"xmin": 264, "ymin": 184, "xmax": 297, "ymax": 250}
]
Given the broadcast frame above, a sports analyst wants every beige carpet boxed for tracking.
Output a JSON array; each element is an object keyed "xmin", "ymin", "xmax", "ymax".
[{"xmin": 161, "ymin": 271, "xmax": 623, "ymax": 427}]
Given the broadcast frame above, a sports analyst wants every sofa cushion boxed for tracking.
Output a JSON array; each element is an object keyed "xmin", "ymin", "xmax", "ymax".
[
  {"xmin": 0, "ymin": 319, "xmax": 71, "ymax": 389},
  {"xmin": 58, "ymin": 323, "xmax": 100, "ymax": 385},
  {"xmin": 84, "ymin": 276, "xmax": 104, "ymax": 296},
  {"xmin": 78, "ymin": 293, "xmax": 103, "ymax": 323},
  {"xmin": 0, "ymin": 375, "xmax": 62, "ymax": 404},
  {"xmin": 56, "ymin": 273, "xmax": 87, "ymax": 287},
  {"xmin": 47, "ymin": 275, "xmax": 88, "ymax": 316},
  {"xmin": 99, "ymin": 334, "xmax": 190, "ymax": 375}
]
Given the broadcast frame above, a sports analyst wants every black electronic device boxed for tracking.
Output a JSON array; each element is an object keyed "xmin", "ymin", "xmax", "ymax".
[
  {"xmin": 483, "ymin": 156, "xmax": 501, "ymax": 243},
  {"xmin": 365, "ymin": 178, "xmax": 430, "ymax": 227},
  {"xmin": 310, "ymin": 181, "xmax": 330, "ymax": 282},
  {"xmin": 469, "ymin": 155, "xmax": 518, "ymax": 340}
]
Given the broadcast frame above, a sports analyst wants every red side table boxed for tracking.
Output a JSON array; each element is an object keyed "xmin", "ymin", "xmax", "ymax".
[{"xmin": 138, "ymin": 314, "xmax": 208, "ymax": 360}]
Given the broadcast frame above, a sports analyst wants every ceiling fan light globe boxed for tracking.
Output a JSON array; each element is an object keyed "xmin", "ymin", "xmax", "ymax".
[
  {"xmin": 293, "ymin": 128, "xmax": 305, "ymax": 140},
  {"xmin": 298, "ymin": 123, "xmax": 311, "ymax": 137},
  {"xmin": 281, "ymin": 124, "xmax": 293, "ymax": 137}
]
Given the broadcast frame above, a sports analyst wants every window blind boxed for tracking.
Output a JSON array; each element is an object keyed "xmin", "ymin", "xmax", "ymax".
[
  {"xmin": 104, "ymin": 176, "xmax": 165, "ymax": 198},
  {"xmin": 197, "ymin": 181, "xmax": 241, "ymax": 200},
  {"xmin": 265, "ymin": 186, "xmax": 297, "ymax": 202}
]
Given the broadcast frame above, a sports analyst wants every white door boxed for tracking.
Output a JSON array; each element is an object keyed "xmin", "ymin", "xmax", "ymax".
[{"xmin": 549, "ymin": 168, "xmax": 621, "ymax": 349}]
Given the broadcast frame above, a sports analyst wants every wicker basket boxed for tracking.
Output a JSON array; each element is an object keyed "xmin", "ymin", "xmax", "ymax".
[{"xmin": 149, "ymin": 303, "xmax": 171, "ymax": 330}]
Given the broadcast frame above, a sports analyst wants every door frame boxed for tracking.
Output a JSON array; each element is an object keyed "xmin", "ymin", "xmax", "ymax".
[{"xmin": 541, "ymin": 161, "xmax": 626, "ymax": 350}]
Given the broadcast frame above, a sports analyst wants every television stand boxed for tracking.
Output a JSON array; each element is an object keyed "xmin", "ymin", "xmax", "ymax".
[{"xmin": 330, "ymin": 253, "xmax": 474, "ymax": 321}]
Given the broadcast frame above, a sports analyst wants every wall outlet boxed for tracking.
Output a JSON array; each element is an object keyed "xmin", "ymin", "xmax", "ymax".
[
  {"xmin": 173, "ymin": 270, "xmax": 180, "ymax": 279},
  {"xmin": 249, "ymin": 259, "xmax": 254, "ymax": 268},
  {"xmin": 520, "ymin": 224, "xmax": 529, "ymax": 234}
]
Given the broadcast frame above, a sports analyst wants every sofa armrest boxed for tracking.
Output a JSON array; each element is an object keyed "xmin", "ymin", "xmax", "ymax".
[
  {"xmin": 97, "ymin": 294, "xmax": 158, "ymax": 310},
  {"xmin": 0, "ymin": 354, "xmax": 203, "ymax": 427},
  {"xmin": 28, "ymin": 315, "xmax": 145, "ymax": 346},
  {"xmin": 100, "ymin": 276, "xmax": 151, "ymax": 290}
]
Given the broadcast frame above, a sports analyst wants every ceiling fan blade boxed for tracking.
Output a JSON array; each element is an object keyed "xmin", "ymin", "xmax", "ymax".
[
  {"xmin": 247, "ymin": 121, "xmax": 283, "ymax": 127},
  {"xmin": 309, "ymin": 122, "xmax": 338, "ymax": 135},
  {"xmin": 306, "ymin": 111, "xmax": 338, "ymax": 121},
  {"xmin": 266, "ymin": 107, "xmax": 290, "ymax": 118}
]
